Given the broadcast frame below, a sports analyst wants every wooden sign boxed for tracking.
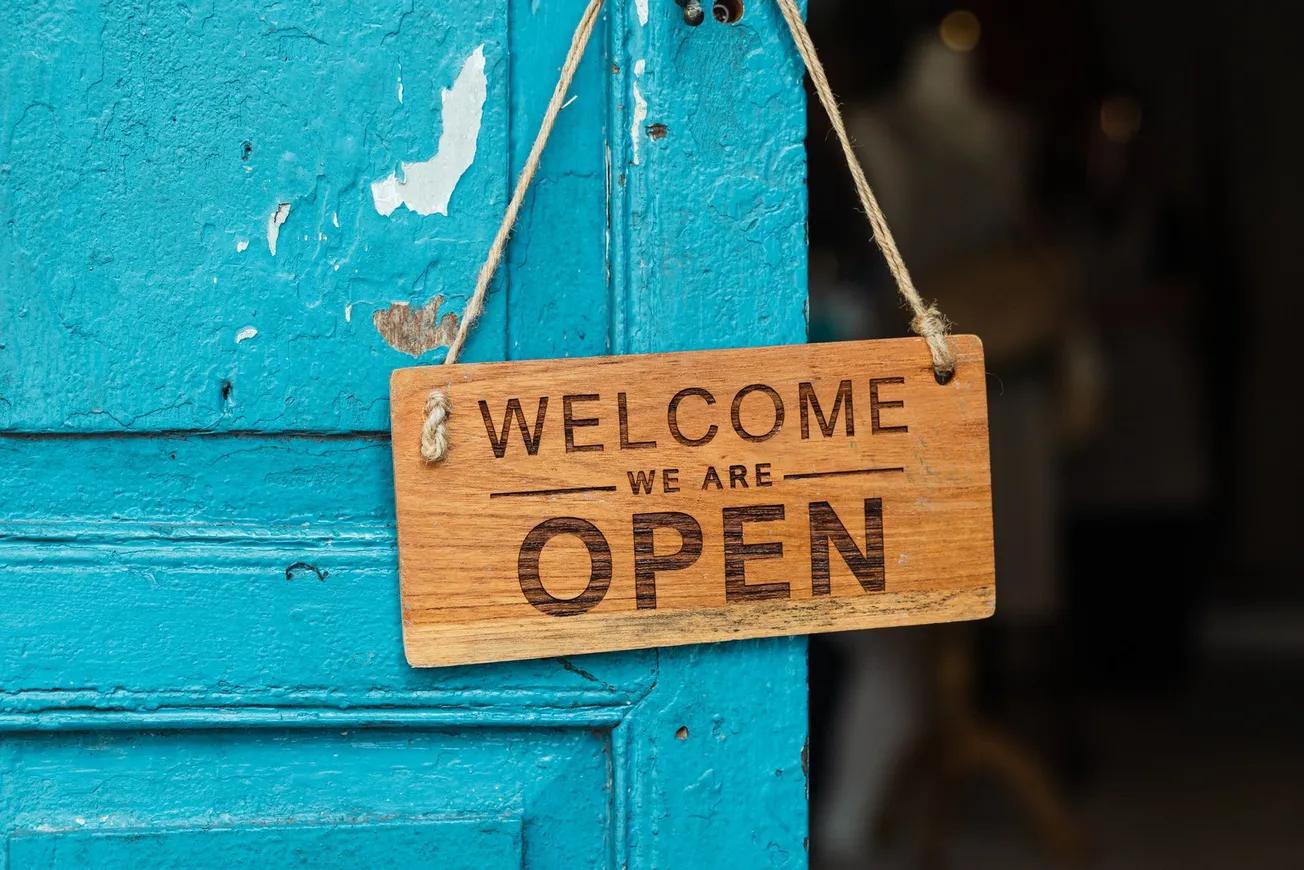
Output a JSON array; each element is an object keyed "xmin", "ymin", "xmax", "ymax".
[{"xmin": 391, "ymin": 337, "xmax": 994, "ymax": 667}]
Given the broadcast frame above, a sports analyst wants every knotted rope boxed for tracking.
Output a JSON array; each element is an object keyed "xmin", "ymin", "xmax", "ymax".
[
  {"xmin": 420, "ymin": 0, "xmax": 954, "ymax": 461},
  {"xmin": 420, "ymin": 0, "xmax": 607, "ymax": 461},
  {"xmin": 774, "ymin": 0, "xmax": 956, "ymax": 381}
]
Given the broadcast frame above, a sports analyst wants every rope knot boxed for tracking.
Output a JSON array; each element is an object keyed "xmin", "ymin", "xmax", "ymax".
[
  {"xmin": 911, "ymin": 305, "xmax": 958, "ymax": 382},
  {"xmin": 421, "ymin": 389, "xmax": 452, "ymax": 462}
]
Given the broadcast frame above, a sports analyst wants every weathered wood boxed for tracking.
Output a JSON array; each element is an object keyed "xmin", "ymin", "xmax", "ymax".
[{"xmin": 392, "ymin": 335, "xmax": 995, "ymax": 667}]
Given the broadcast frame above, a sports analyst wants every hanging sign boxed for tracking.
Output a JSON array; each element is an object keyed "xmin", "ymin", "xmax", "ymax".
[{"xmin": 391, "ymin": 336, "xmax": 994, "ymax": 667}]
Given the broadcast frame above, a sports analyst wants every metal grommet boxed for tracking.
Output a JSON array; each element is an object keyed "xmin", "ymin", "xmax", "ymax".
[{"xmin": 675, "ymin": 0, "xmax": 705, "ymax": 26}]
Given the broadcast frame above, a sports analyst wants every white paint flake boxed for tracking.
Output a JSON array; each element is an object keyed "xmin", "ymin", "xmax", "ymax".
[
  {"xmin": 371, "ymin": 46, "xmax": 487, "ymax": 217},
  {"xmin": 236, "ymin": 239, "xmax": 249, "ymax": 252},
  {"xmin": 636, "ymin": 0, "xmax": 649, "ymax": 26},
  {"xmin": 266, "ymin": 202, "xmax": 290, "ymax": 255},
  {"xmin": 331, "ymin": 212, "xmax": 339, "ymax": 228},
  {"xmin": 235, "ymin": 326, "xmax": 258, "ymax": 344},
  {"xmin": 631, "ymin": 80, "xmax": 648, "ymax": 165},
  {"xmin": 397, "ymin": 76, "xmax": 404, "ymax": 104},
  {"xmin": 345, "ymin": 303, "xmax": 354, "ymax": 322}
]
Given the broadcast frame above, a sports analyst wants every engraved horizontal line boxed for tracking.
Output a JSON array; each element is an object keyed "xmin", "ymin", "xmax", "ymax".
[
  {"xmin": 783, "ymin": 467, "xmax": 905, "ymax": 481},
  {"xmin": 489, "ymin": 485, "xmax": 619, "ymax": 499}
]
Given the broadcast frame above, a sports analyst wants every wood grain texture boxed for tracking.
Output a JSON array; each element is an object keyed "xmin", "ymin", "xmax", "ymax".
[{"xmin": 392, "ymin": 335, "xmax": 995, "ymax": 667}]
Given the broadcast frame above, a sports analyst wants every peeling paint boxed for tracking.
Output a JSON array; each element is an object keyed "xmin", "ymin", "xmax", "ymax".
[
  {"xmin": 235, "ymin": 239, "xmax": 249, "ymax": 252},
  {"xmin": 636, "ymin": 0, "xmax": 649, "ymax": 26},
  {"xmin": 397, "ymin": 76, "xmax": 404, "ymax": 104},
  {"xmin": 331, "ymin": 212, "xmax": 339, "ymax": 228},
  {"xmin": 604, "ymin": 140, "xmax": 612, "ymax": 284},
  {"xmin": 372, "ymin": 295, "xmax": 459, "ymax": 357},
  {"xmin": 632, "ymin": 60, "xmax": 649, "ymax": 164},
  {"xmin": 235, "ymin": 326, "xmax": 258, "ymax": 344},
  {"xmin": 266, "ymin": 203, "xmax": 290, "ymax": 255},
  {"xmin": 344, "ymin": 303, "xmax": 354, "ymax": 322},
  {"xmin": 631, "ymin": 81, "xmax": 648, "ymax": 165},
  {"xmin": 370, "ymin": 46, "xmax": 487, "ymax": 217}
]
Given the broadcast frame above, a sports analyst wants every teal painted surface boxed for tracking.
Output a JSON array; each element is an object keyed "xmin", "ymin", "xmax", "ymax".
[
  {"xmin": 1, "ymin": 1, "xmax": 809, "ymax": 867},
  {"xmin": 10, "ymin": 818, "xmax": 522, "ymax": 868}
]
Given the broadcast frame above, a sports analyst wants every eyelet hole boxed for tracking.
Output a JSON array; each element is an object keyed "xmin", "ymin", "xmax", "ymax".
[{"xmin": 713, "ymin": 0, "xmax": 743, "ymax": 24}]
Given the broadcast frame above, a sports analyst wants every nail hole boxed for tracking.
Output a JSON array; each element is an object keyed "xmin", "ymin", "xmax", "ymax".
[
  {"xmin": 675, "ymin": 726, "xmax": 689, "ymax": 740},
  {"xmin": 677, "ymin": 0, "xmax": 705, "ymax": 26},
  {"xmin": 241, "ymin": 141, "xmax": 253, "ymax": 161},
  {"xmin": 220, "ymin": 380, "xmax": 233, "ymax": 402},
  {"xmin": 647, "ymin": 123, "xmax": 668, "ymax": 140},
  {"xmin": 713, "ymin": 0, "xmax": 743, "ymax": 23}
]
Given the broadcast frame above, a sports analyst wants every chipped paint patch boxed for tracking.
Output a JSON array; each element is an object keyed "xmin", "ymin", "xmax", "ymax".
[
  {"xmin": 266, "ymin": 203, "xmax": 290, "ymax": 255},
  {"xmin": 235, "ymin": 326, "xmax": 258, "ymax": 344},
  {"xmin": 397, "ymin": 76, "xmax": 404, "ymax": 104},
  {"xmin": 636, "ymin": 0, "xmax": 649, "ymax": 26},
  {"xmin": 371, "ymin": 46, "xmax": 487, "ymax": 217},
  {"xmin": 344, "ymin": 303, "xmax": 354, "ymax": 322},
  {"xmin": 631, "ymin": 63, "xmax": 648, "ymax": 165},
  {"xmin": 372, "ymin": 295, "xmax": 459, "ymax": 357},
  {"xmin": 236, "ymin": 239, "xmax": 249, "ymax": 252}
]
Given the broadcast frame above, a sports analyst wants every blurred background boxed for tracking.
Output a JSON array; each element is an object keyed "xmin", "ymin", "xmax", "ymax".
[{"xmin": 801, "ymin": 0, "xmax": 1304, "ymax": 867}]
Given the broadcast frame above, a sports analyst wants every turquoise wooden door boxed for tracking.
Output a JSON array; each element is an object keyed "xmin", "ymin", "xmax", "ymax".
[{"xmin": 0, "ymin": 2, "xmax": 808, "ymax": 867}]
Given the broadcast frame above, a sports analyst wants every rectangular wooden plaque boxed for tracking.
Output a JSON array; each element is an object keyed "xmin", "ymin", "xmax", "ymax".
[{"xmin": 391, "ymin": 336, "xmax": 995, "ymax": 667}]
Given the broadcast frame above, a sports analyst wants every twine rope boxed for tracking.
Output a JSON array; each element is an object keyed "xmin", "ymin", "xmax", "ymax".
[
  {"xmin": 773, "ymin": 0, "xmax": 955, "ymax": 380},
  {"xmin": 421, "ymin": 0, "xmax": 607, "ymax": 461},
  {"xmin": 420, "ymin": 0, "xmax": 953, "ymax": 462}
]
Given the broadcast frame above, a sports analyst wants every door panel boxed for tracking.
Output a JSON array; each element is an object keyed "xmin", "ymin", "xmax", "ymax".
[
  {"xmin": 11, "ymin": 820, "xmax": 522, "ymax": 869},
  {"xmin": 0, "ymin": 0, "xmax": 809, "ymax": 866}
]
